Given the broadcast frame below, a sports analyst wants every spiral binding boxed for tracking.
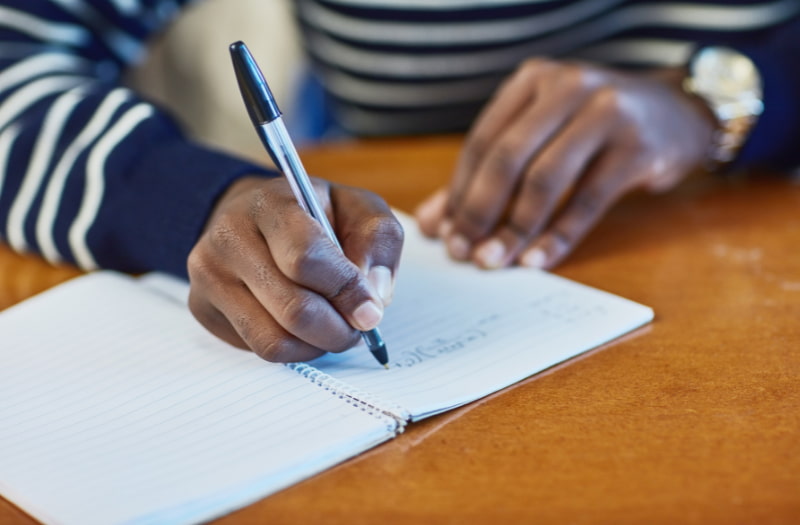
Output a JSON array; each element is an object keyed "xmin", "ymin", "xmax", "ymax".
[{"xmin": 287, "ymin": 363, "xmax": 409, "ymax": 433}]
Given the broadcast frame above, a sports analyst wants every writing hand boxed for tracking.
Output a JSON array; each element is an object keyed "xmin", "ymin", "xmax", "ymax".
[
  {"xmin": 416, "ymin": 60, "xmax": 716, "ymax": 269},
  {"xmin": 187, "ymin": 176, "xmax": 403, "ymax": 362}
]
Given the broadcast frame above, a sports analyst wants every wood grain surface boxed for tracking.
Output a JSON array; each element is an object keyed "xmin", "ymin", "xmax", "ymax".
[{"xmin": 2, "ymin": 136, "xmax": 798, "ymax": 525}]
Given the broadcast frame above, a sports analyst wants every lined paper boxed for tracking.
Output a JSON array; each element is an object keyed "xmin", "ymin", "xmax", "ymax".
[
  {"xmin": 0, "ymin": 274, "xmax": 396, "ymax": 525},
  {"xmin": 308, "ymin": 214, "xmax": 654, "ymax": 420},
  {"xmin": 0, "ymin": 212, "xmax": 653, "ymax": 524}
]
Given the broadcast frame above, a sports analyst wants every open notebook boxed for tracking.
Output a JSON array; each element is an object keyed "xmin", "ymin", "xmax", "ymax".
[{"xmin": 0, "ymin": 214, "xmax": 652, "ymax": 525}]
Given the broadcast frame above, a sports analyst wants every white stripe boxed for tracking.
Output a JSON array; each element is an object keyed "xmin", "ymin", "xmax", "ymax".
[
  {"xmin": 306, "ymin": 31, "xmax": 508, "ymax": 77},
  {"xmin": 300, "ymin": 0, "xmax": 624, "ymax": 45},
  {"xmin": 321, "ymin": 68, "xmax": 501, "ymax": 107},
  {"xmin": 306, "ymin": 0, "xmax": 800, "ymax": 78},
  {"xmin": 0, "ymin": 124, "xmax": 23, "ymax": 240},
  {"xmin": 614, "ymin": 1, "xmax": 800, "ymax": 31},
  {"xmin": 0, "ymin": 52, "xmax": 86, "ymax": 96},
  {"xmin": 68, "ymin": 103, "xmax": 153, "ymax": 270},
  {"xmin": 0, "ymin": 75, "xmax": 89, "ymax": 132},
  {"xmin": 153, "ymin": 0, "xmax": 181, "ymax": 23},
  {"xmin": 6, "ymin": 86, "xmax": 87, "ymax": 252},
  {"xmin": 47, "ymin": 0, "xmax": 145, "ymax": 63},
  {"xmin": 0, "ymin": 6, "xmax": 89, "ymax": 46},
  {"xmin": 109, "ymin": 0, "xmax": 141, "ymax": 15},
  {"xmin": 37, "ymin": 88, "xmax": 132, "ymax": 263},
  {"xmin": 571, "ymin": 39, "xmax": 694, "ymax": 66}
]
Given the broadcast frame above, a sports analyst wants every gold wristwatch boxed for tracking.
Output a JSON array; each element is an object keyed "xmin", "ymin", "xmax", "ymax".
[{"xmin": 683, "ymin": 46, "xmax": 764, "ymax": 167}]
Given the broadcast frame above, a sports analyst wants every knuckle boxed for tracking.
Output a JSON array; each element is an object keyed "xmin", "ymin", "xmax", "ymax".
[
  {"xmin": 234, "ymin": 310, "xmax": 302, "ymax": 362},
  {"xmin": 591, "ymin": 86, "xmax": 624, "ymax": 116},
  {"xmin": 329, "ymin": 270, "xmax": 365, "ymax": 304},
  {"xmin": 282, "ymin": 235, "xmax": 332, "ymax": 281},
  {"xmin": 250, "ymin": 260, "xmax": 277, "ymax": 290},
  {"xmin": 465, "ymin": 132, "xmax": 491, "ymax": 163},
  {"xmin": 505, "ymin": 219, "xmax": 533, "ymax": 240},
  {"xmin": 279, "ymin": 292, "xmax": 321, "ymax": 334},
  {"xmin": 255, "ymin": 336, "xmax": 296, "ymax": 363},
  {"xmin": 520, "ymin": 57, "xmax": 549, "ymax": 73},
  {"xmin": 207, "ymin": 216, "xmax": 243, "ymax": 252},
  {"xmin": 487, "ymin": 140, "xmax": 526, "ymax": 182},
  {"xmin": 186, "ymin": 292, "xmax": 212, "ymax": 325},
  {"xmin": 522, "ymin": 170, "xmax": 558, "ymax": 197},
  {"xmin": 359, "ymin": 214, "xmax": 405, "ymax": 249},
  {"xmin": 376, "ymin": 215, "xmax": 405, "ymax": 246},
  {"xmin": 245, "ymin": 186, "xmax": 270, "ymax": 218},
  {"xmin": 186, "ymin": 247, "xmax": 227, "ymax": 291},
  {"xmin": 558, "ymin": 64, "xmax": 588, "ymax": 91},
  {"xmin": 573, "ymin": 189, "xmax": 607, "ymax": 217},
  {"xmin": 186, "ymin": 247, "xmax": 207, "ymax": 282},
  {"xmin": 233, "ymin": 311, "xmax": 257, "ymax": 345},
  {"xmin": 459, "ymin": 203, "xmax": 492, "ymax": 236}
]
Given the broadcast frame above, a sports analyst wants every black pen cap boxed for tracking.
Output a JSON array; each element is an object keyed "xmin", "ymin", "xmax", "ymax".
[{"xmin": 229, "ymin": 41, "xmax": 282, "ymax": 125}]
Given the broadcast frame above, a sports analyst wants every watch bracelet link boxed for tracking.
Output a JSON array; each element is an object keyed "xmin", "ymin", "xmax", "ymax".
[
  {"xmin": 683, "ymin": 46, "xmax": 764, "ymax": 170},
  {"xmin": 709, "ymin": 113, "xmax": 759, "ymax": 165}
]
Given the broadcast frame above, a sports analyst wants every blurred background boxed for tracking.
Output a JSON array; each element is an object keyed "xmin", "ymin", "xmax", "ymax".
[{"xmin": 127, "ymin": 0, "xmax": 304, "ymax": 164}]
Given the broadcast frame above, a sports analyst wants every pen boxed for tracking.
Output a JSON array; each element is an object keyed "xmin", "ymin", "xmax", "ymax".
[{"xmin": 229, "ymin": 41, "xmax": 390, "ymax": 368}]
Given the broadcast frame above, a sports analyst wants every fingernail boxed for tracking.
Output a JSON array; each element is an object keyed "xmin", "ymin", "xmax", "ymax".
[
  {"xmin": 368, "ymin": 266, "xmax": 394, "ymax": 305},
  {"xmin": 521, "ymin": 248, "xmax": 547, "ymax": 269},
  {"xmin": 447, "ymin": 234, "xmax": 471, "ymax": 260},
  {"xmin": 438, "ymin": 219, "xmax": 453, "ymax": 239},
  {"xmin": 475, "ymin": 239, "xmax": 506, "ymax": 269},
  {"xmin": 353, "ymin": 300, "xmax": 383, "ymax": 331}
]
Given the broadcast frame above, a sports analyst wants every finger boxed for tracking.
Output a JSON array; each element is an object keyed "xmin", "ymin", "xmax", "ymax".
[
  {"xmin": 446, "ymin": 60, "xmax": 554, "ymax": 218},
  {"xmin": 330, "ymin": 184, "xmax": 404, "ymax": 306},
  {"xmin": 242, "ymin": 235, "xmax": 366, "ymax": 352},
  {"xmin": 519, "ymin": 150, "xmax": 642, "ymax": 270},
  {"xmin": 188, "ymin": 282, "xmax": 328, "ymax": 363},
  {"xmin": 193, "ymin": 183, "xmax": 367, "ymax": 350},
  {"xmin": 446, "ymin": 67, "xmax": 593, "ymax": 258},
  {"xmin": 473, "ymin": 92, "xmax": 618, "ymax": 268},
  {"xmin": 188, "ymin": 291, "xmax": 248, "ymax": 351},
  {"xmin": 253, "ymin": 182, "xmax": 386, "ymax": 332},
  {"xmin": 414, "ymin": 188, "xmax": 448, "ymax": 238}
]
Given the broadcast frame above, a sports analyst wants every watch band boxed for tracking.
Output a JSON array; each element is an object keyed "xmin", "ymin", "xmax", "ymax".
[{"xmin": 683, "ymin": 46, "xmax": 764, "ymax": 168}]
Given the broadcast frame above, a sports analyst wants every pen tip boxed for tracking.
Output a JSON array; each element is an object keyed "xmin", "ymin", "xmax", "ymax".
[{"xmin": 383, "ymin": 364, "xmax": 390, "ymax": 370}]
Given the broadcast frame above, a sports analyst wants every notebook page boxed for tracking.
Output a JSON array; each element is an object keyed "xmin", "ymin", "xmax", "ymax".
[
  {"xmin": 307, "ymin": 214, "xmax": 654, "ymax": 421},
  {"xmin": 0, "ymin": 272, "xmax": 396, "ymax": 525}
]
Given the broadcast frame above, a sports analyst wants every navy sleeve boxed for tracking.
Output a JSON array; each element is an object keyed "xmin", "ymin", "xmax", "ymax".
[
  {"xmin": 731, "ymin": 16, "xmax": 800, "ymax": 171},
  {"xmin": 0, "ymin": 0, "xmax": 275, "ymax": 278}
]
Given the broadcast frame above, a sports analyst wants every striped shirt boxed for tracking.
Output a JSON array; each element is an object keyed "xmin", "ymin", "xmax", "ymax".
[
  {"xmin": 0, "ymin": 1, "xmax": 798, "ymax": 277},
  {"xmin": 296, "ymin": 0, "xmax": 800, "ymax": 141}
]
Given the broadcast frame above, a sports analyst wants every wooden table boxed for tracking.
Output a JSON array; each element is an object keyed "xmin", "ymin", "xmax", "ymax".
[{"xmin": 1, "ymin": 136, "xmax": 798, "ymax": 524}]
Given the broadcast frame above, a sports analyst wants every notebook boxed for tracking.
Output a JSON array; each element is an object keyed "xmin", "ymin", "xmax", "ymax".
[{"xmin": 0, "ymin": 213, "xmax": 653, "ymax": 525}]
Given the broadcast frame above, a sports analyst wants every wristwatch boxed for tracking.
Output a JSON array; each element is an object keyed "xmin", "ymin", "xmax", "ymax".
[{"xmin": 683, "ymin": 46, "xmax": 764, "ymax": 166}]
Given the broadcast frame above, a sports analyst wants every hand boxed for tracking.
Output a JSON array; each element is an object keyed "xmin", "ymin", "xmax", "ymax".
[
  {"xmin": 415, "ymin": 59, "xmax": 716, "ymax": 269},
  {"xmin": 187, "ymin": 176, "xmax": 404, "ymax": 362}
]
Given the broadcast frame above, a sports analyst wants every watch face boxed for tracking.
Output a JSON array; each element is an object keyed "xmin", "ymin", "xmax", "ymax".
[
  {"xmin": 692, "ymin": 47, "xmax": 762, "ymax": 100},
  {"xmin": 687, "ymin": 47, "xmax": 764, "ymax": 164}
]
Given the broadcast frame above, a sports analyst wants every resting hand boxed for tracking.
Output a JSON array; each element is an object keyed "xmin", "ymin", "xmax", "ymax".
[
  {"xmin": 416, "ymin": 59, "xmax": 716, "ymax": 269},
  {"xmin": 187, "ymin": 176, "xmax": 403, "ymax": 362}
]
